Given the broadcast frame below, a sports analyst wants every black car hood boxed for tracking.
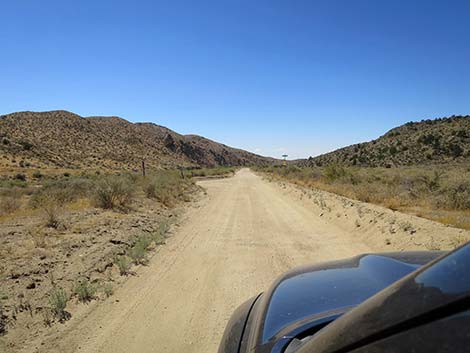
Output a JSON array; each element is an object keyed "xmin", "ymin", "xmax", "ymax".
[
  {"xmin": 296, "ymin": 244, "xmax": 470, "ymax": 353},
  {"xmin": 237, "ymin": 251, "xmax": 442, "ymax": 353}
]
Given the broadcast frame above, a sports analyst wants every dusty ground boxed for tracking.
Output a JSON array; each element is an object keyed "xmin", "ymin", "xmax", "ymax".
[
  {"xmin": 0, "ymin": 192, "xmax": 192, "ymax": 352},
  {"xmin": 11, "ymin": 168, "xmax": 467, "ymax": 353}
]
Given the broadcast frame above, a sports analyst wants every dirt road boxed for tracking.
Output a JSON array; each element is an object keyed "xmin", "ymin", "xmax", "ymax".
[{"xmin": 41, "ymin": 169, "xmax": 378, "ymax": 353}]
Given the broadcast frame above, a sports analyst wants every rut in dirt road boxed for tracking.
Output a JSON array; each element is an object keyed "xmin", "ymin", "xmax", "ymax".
[{"xmin": 39, "ymin": 169, "xmax": 372, "ymax": 353}]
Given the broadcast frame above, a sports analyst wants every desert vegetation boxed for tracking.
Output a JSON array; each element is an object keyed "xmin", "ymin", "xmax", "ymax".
[
  {"xmin": 183, "ymin": 166, "xmax": 236, "ymax": 178},
  {"xmin": 256, "ymin": 164, "xmax": 470, "ymax": 230},
  {"xmin": 0, "ymin": 166, "xmax": 206, "ymax": 348}
]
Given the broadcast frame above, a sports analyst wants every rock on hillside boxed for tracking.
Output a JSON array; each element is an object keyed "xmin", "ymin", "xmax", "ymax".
[
  {"xmin": 301, "ymin": 115, "xmax": 470, "ymax": 167},
  {"xmin": 0, "ymin": 110, "xmax": 276, "ymax": 170}
]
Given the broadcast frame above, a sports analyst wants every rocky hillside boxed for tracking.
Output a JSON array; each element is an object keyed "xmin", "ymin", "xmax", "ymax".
[
  {"xmin": 0, "ymin": 110, "xmax": 275, "ymax": 170},
  {"xmin": 301, "ymin": 115, "xmax": 470, "ymax": 167}
]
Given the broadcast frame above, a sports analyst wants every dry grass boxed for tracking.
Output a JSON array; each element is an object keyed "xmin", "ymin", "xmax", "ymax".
[{"xmin": 256, "ymin": 164, "xmax": 470, "ymax": 229}]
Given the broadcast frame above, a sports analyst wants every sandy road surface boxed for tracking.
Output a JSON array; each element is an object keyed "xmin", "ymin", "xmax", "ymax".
[{"xmin": 41, "ymin": 169, "xmax": 374, "ymax": 353}]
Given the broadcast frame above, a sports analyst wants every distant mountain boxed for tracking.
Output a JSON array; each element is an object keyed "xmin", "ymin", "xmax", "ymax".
[
  {"xmin": 0, "ymin": 110, "xmax": 276, "ymax": 171},
  {"xmin": 300, "ymin": 115, "xmax": 470, "ymax": 167}
]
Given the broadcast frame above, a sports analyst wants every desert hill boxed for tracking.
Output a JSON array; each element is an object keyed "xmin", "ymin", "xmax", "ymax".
[
  {"xmin": 301, "ymin": 115, "xmax": 470, "ymax": 167},
  {"xmin": 0, "ymin": 110, "xmax": 275, "ymax": 171}
]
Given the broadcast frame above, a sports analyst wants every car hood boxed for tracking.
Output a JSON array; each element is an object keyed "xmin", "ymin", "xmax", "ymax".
[
  {"xmin": 239, "ymin": 251, "xmax": 443, "ymax": 353},
  {"xmin": 296, "ymin": 244, "xmax": 470, "ymax": 353}
]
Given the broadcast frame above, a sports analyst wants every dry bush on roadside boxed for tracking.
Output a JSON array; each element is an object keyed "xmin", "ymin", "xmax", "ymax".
[
  {"xmin": 128, "ymin": 235, "xmax": 152, "ymax": 265},
  {"xmin": 48, "ymin": 287, "xmax": 69, "ymax": 322},
  {"xmin": 102, "ymin": 283, "xmax": 114, "ymax": 297},
  {"xmin": 40, "ymin": 196, "xmax": 62, "ymax": 228},
  {"xmin": 0, "ymin": 196, "xmax": 20, "ymax": 216},
  {"xmin": 143, "ymin": 171, "xmax": 193, "ymax": 207},
  {"xmin": 114, "ymin": 256, "xmax": 131, "ymax": 276},
  {"xmin": 30, "ymin": 228, "xmax": 48, "ymax": 248},
  {"xmin": 150, "ymin": 221, "xmax": 170, "ymax": 245},
  {"xmin": 93, "ymin": 176, "xmax": 135, "ymax": 210},
  {"xmin": 143, "ymin": 180, "xmax": 158, "ymax": 198},
  {"xmin": 73, "ymin": 278, "xmax": 96, "ymax": 303}
]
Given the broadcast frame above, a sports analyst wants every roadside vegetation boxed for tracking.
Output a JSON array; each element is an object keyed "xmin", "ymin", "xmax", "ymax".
[
  {"xmin": 0, "ymin": 169, "xmax": 197, "ymax": 219},
  {"xmin": 255, "ymin": 164, "xmax": 470, "ymax": 230},
  {"xmin": 183, "ymin": 166, "xmax": 235, "ymax": 178},
  {"xmin": 0, "ymin": 166, "xmax": 225, "ymax": 344}
]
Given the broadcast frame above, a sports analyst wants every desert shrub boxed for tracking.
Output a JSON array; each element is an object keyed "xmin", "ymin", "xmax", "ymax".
[
  {"xmin": 48, "ymin": 287, "xmax": 69, "ymax": 321},
  {"xmin": 0, "ymin": 196, "xmax": 20, "ymax": 215},
  {"xmin": 435, "ymin": 181, "xmax": 470, "ymax": 210},
  {"xmin": 93, "ymin": 176, "xmax": 135, "ymax": 210},
  {"xmin": 323, "ymin": 164, "xmax": 349, "ymax": 182},
  {"xmin": 143, "ymin": 180, "xmax": 158, "ymax": 198},
  {"xmin": 102, "ymin": 283, "xmax": 114, "ymax": 297},
  {"xmin": 144, "ymin": 171, "xmax": 192, "ymax": 207},
  {"xmin": 18, "ymin": 139, "xmax": 33, "ymax": 151},
  {"xmin": 152, "ymin": 222, "xmax": 170, "ymax": 245},
  {"xmin": 73, "ymin": 278, "xmax": 96, "ymax": 303},
  {"xmin": 30, "ymin": 177, "xmax": 92, "ymax": 208},
  {"xmin": 32, "ymin": 171, "xmax": 43, "ymax": 179},
  {"xmin": 14, "ymin": 173, "xmax": 26, "ymax": 181},
  {"xmin": 44, "ymin": 204, "xmax": 61, "ymax": 228},
  {"xmin": 128, "ymin": 235, "xmax": 152, "ymax": 265},
  {"xmin": 418, "ymin": 171, "xmax": 443, "ymax": 192},
  {"xmin": 30, "ymin": 228, "xmax": 48, "ymax": 248},
  {"xmin": 114, "ymin": 256, "xmax": 131, "ymax": 276},
  {"xmin": 158, "ymin": 221, "xmax": 170, "ymax": 236},
  {"xmin": 31, "ymin": 193, "xmax": 62, "ymax": 228}
]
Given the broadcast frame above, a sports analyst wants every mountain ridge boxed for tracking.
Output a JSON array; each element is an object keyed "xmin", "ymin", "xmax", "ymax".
[
  {"xmin": 300, "ymin": 115, "xmax": 470, "ymax": 167},
  {"xmin": 0, "ymin": 110, "xmax": 276, "ymax": 171}
]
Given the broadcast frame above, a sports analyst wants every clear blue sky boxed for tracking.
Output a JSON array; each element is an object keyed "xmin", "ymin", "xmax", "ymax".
[{"xmin": 1, "ymin": 1, "xmax": 469, "ymax": 159}]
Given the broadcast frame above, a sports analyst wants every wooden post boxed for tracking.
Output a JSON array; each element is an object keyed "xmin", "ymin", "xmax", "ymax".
[{"xmin": 141, "ymin": 160, "xmax": 146, "ymax": 177}]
